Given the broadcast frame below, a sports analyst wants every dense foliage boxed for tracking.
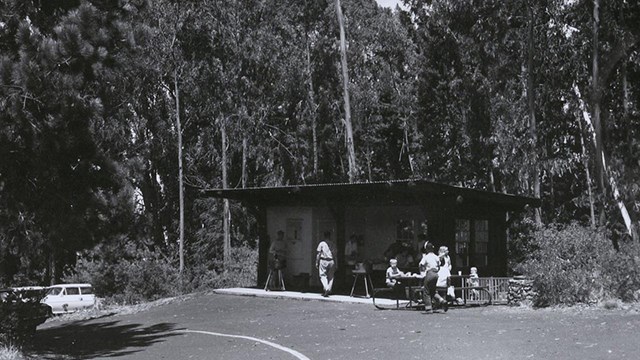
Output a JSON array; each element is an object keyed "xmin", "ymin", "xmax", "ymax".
[
  {"xmin": 0, "ymin": 0, "xmax": 638, "ymax": 304},
  {"xmin": 515, "ymin": 223, "xmax": 640, "ymax": 306},
  {"xmin": 0, "ymin": 289, "xmax": 49, "ymax": 345},
  {"xmin": 64, "ymin": 239, "xmax": 257, "ymax": 303}
]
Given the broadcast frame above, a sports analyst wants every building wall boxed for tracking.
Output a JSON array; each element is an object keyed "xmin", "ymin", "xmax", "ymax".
[
  {"xmin": 344, "ymin": 205, "xmax": 427, "ymax": 263},
  {"xmin": 266, "ymin": 206, "xmax": 313, "ymax": 283},
  {"xmin": 264, "ymin": 203, "xmax": 509, "ymax": 289}
]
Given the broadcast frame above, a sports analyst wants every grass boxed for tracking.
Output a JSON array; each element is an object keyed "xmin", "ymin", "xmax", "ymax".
[{"xmin": 0, "ymin": 344, "xmax": 24, "ymax": 360}]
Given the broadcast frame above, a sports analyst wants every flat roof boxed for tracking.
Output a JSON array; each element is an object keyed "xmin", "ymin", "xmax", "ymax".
[{"xmin": 199, "ymin": 179, "xmax": 541, "ymax": 211}]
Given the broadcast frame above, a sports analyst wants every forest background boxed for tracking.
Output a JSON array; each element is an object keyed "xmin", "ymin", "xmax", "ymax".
[{"xmin": 1, "ymin": 0, "xmax": 639, "ymax": 306}]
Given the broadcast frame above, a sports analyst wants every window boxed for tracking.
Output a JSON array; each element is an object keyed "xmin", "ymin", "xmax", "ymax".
[
  {"xmin": 455, "ymin": 219, "xmax": 470, "ymax": 267},
  {"xmin": 474, "ymin": 220, "xmax": 489, "ymax": 267},
  {"xmin": 46, "ymin": 287, "xmax": 63, "ymax": 296},
  {"xmin": 396, "ymin": 219, "xmax": 414, "ymax": 242},
  {"xmin": 66, "ymin": 287, "xmax": 80, "ymax": 295},
  {"xmin": 80, "ymin": 287, "xmax": 93, "ymax": 295}
]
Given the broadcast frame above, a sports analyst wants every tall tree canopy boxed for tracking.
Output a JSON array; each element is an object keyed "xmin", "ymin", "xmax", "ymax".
[{"xmin": 0, "ymin": 0, "xmax": 638, "ymax": 286}]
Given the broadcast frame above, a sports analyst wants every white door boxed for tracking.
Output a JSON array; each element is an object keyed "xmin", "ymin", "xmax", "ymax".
[
  {"xmin": 79, "ymin": 286, "xmax": 96, "ymax": 309},
  {"xmin": 43, "ymin": 287, "xmax": 65, "ymax": 313},
  {"xmin": 64, "ymin": 286, "xmax": 83, "ymax": 310},
  {"xmin": 286, "ymin": 218, "xmax": 305, "ymax": 275}
]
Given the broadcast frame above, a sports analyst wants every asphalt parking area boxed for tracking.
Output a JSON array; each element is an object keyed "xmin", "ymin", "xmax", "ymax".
[{"xmin": 28, "ymin": 290, "xmax": 640, "ymax": 359}]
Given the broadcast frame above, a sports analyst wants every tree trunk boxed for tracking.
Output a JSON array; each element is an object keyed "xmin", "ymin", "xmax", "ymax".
[
  {"xmin": 623, "ymin": 63, "xmax": 631, "ymax": 160},
  {"xmin": 221, "ymin": 117, "xmax": 231, "ymax": 268},
  {"xmin": 527, "ymin": 2, "xmax": 542, "ymax": 225},
  {"xmin": 174, "ymin": 69, "xmax": 185, "ymax": 275},
  {"xmin": 402, "ymin": 120, "xmax": 415, "ymax": 176},
  {"xmin": 592, "ymin": 0, "xmax": 606, "ymax": 196},
  {"xmin": 574, "ymin": 84, "xmax": 633, "ymax": 236},
  {"xmin": 48, "ymin": 250, "xmax": 55, "ymax": 286},
  {"xmin": 577, "ymin": 116, "xmax": 597, "ymax": 228},
  {"xmin": 242, "ymin": 134, "xmax": 247, "ymax": 189},
  {"xmin": 305, "ymin": 35, "xmax": 319, "ymax": 179},
  {"xmin": 489, "ymin": 169, "xmax": 496, "ymax": 193},
  {"xmin": 335, "ymin": 0, "xmax": 357, "ymax": 183}
]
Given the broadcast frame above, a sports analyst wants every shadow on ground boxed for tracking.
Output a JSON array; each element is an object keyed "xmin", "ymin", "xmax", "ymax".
[{"xmin": 27, "ymin": 319, "xmax": 182, "ymax": 359}]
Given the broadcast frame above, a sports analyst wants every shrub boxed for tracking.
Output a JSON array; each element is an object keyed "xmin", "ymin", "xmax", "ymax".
[
  {"xmin": 65, "ymin": 241, "xmax": 181, "ymax": 305},
  {"xmin": 0, "ymin": 343, "xmax": 25, "ymax": 360},
  {"xmin": 65, "ymin": 237, "xmax": 258, "ymax": 304},
  {"xmin": 514, "ymin": 222, "xmax": 640, "ymax": 306},
  {"xmin": 600, "ymin": 239, "xmax": 640, "ymax": 302},
  {"xmin": 0, "ymin": 290, "xmax": 49, "ymax": 346},
  {"xmin": 185, "ymin": 245, "xmax": 258, "ymax": 291}
]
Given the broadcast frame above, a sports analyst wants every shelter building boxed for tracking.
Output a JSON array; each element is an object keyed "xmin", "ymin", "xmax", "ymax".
[{"xmin": 202, "ymin": 179, "xmax": 540, "ymax": 290}]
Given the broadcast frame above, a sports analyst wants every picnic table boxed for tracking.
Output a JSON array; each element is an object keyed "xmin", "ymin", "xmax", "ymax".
[
  {"xmin": 372, "ymin": 274, "xmax": 493, "ymax": 310},
  {"xmin": 372, "ymin": 275, "xmax": 425, "ymax": 310}
]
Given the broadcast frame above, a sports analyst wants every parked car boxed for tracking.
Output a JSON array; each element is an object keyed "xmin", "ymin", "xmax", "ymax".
[{"xmin": 42, "ymin": 283, "xmax": 96, "ymax": 314}]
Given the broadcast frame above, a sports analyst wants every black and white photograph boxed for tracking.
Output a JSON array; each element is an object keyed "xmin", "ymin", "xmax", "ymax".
[{"xmin": 1, "ymin": 0, "xmax": 639, "ymax": 359}]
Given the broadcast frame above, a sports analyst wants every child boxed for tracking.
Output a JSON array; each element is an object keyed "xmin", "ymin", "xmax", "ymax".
[
  {"xmin": 436, "ymin": 246, "xmax": 455, "ymax": 301},
  {"xmin": 385, "ymin": 259, "xmax": 405, "ymax": 287},
  {"xmin": 467, "ymin": 266, "xmax": 480, "ymax": 300}
]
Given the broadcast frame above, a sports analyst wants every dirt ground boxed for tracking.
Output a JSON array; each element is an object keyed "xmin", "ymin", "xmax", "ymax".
[{"xmin": 27, "ymin": 292, "xmax": 640, "ymax": 359}]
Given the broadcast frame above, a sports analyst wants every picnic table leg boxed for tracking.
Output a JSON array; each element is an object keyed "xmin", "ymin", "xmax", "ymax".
[
  {"xmin": 350, "ymin": 273, "xmax": 358, "ymax": 297},
  {"xmin": 364, "ymin": 274, "xmax": 372, "ymax": 298},
  {"xmin": 264, "ymin": 270, "xmax": 272, "ymax": 291},
  {"xmin": 279, "ymin": 269, "xmax": 285, "ymax": 290}
]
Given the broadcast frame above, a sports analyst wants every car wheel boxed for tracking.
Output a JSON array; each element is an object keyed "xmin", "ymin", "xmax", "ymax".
[{"xmin": 44, "ymin": 304, "xmax": 53, "ymax": 318}]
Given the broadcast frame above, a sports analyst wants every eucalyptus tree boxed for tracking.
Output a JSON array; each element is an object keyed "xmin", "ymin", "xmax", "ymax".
[
  {"xmin": 341, "ymin": 0, "xmax": 419, "ymax": 181},
  {"xmin": 556, "ymin": 0, "xmax": 640, "ymax": 235},
  {"xmin": 402, "ymin": 0, "xmax": 639, "ymax": 235},
  {"xmin": 335, "ymin": 0, "xmax": 357, "ymax": 182},
  {"xmin": 403, "ymin": 0, "xmax": 507, "ymax": 188},
  {"xmin": 587, "ymin": 0, "xmax": 639, "ymax": 236},
  {"xmin": 149, "ymin": 0, "xmax": 195, "ymax": 274}
]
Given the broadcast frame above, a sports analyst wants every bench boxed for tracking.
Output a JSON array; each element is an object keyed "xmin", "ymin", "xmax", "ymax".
[{"xmin": 372, "ymin": 286, "xmax": 425, "ymax": 310}]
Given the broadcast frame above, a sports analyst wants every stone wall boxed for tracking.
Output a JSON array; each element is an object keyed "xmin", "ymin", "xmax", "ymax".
[{"xmin": 507, "ymin": 276, "xmax": 536, "ymax": 306}]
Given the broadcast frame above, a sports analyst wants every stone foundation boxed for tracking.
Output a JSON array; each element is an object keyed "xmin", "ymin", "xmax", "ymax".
[{"xmin": 508, "ymin": 276, "xmax": 536, "ymax": 306}]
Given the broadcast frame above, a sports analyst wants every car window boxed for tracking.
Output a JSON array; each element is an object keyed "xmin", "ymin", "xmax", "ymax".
[
  {"xmin": 80, "ymin": 287, "xmax": 93, "ymax": 295},
  {"xmin": 47, "ymin": 287, "xmax": 63, "ymax": 296},
  {"xmin": 66, "ymin": 287, "xmax": 80, "ymax": 295}
]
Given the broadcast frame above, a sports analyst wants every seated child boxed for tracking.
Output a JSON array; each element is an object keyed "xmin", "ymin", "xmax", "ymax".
[
  {"xmin": 467, "ymin": 266, "xmax": 480, "ymax": 300},
  {"xmin": 385, "ymin": 259, "xmax": 405, "ymax": 287},
  {"xmin": 396, "ymin": 245, "xmax": 415, "ymax": 269}
]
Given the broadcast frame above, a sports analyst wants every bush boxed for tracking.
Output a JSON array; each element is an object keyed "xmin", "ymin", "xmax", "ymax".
[
  {"xmin": 65, "ymin": 237, "xmax": 258, "ymax": 304},
  {"xmin": 64, "ymin": 240, "xmax": 181, "ymax": 304},
  {"xmin": 514, "ymin": 222, "xmax": 640, "ymax": 306},
  {"xmin": 600, "ymin": 239, "xmax": 640, "ymax": 302},
  {"xmin": 0, "ymin": 290, "xmax": 50, "ymax": 346},
  {"xmin": 0, "ymin": 343, "xmax": 25, "ymax": 360},
  {"xmin": 187, "ymin": 245, "xmax": 258, "ymax": 290}
]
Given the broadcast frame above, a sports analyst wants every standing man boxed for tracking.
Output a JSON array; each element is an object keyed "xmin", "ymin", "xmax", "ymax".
[
  {"xmin": 267, "ymin": 230, "xmax": 286, "ymax": 290},
  {"xmin": 316, "ymin": 231, "xmax": 337, "ymax": 297},
  {"xmin": 419, "ymin": 242, "xmax": 447, "ymax": 313},
  {"xmin": 269, "ymin": 230, "xmax": 286, "ymax": 269}
]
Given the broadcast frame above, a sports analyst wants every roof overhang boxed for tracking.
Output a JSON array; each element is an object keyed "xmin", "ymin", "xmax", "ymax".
[{"xmin": 199, "ymin": 179, "xmax": 541, "ymax": 212}]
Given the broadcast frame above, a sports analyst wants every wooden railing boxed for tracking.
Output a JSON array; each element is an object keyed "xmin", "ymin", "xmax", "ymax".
[
  {"xmin": 448, "ymin": 276, "xmax": 511, "ymax": 305},
  {"xmin": 477, "ymin": 277, "xmax": 510, "ymax": 305}
]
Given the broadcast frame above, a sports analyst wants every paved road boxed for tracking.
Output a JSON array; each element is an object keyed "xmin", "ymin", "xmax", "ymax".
[{"xmin": 29, "ymin": 292, "xmax": 640, "ymax": 359}]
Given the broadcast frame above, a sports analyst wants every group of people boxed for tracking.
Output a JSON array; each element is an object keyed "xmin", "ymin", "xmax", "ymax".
[
  {"xmin": 385, "ymin": 242, "xmax": 479, "ymax": 313},
  {"xmin": 269, "ymin": 230, "xmax": 481, "ymax": 307}
]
